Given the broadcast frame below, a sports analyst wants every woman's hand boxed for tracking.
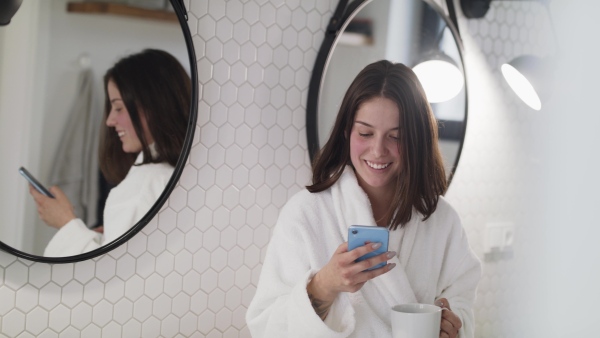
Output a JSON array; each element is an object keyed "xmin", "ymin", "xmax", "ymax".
[
  {"xmin": 29, "ymin": 185, "xmax": 76, "ymax": 229},
  {"xmin": 435, "ymin": 298, "xmax": 462, "ymax": 338},
  {"xmin": 306, "ymin": 241, "xmax": 396, "ymax": 320}
]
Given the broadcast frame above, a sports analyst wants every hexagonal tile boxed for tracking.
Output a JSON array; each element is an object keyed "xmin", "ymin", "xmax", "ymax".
[
  {"xmin": 25, "ymin": 307, "xmax": 49, "ymax": 336},
  {"xmin": 2, "ymin": 309, "xmax": 25, "ymax": 337},
  {"xmin": 179, "ymin": 165, "xmax": 199, "ymax": 191},
  {"xmin": 28, "ymin": 263, "xmax": 51, "ymax": 288},
  {"xmin": 258, "ymin": 146, "xmax": 275, "ymax": 167},
  {"xmin": 49, "ymin": 304, "xmax": 70, "ymax": 332},
  {"xmin": 141, "ymin": 316, "xmax": 161, "ymax": 338},
  {"xmin": 122, "ymin": 319, "xmax": 142, "ymax": 338},
  {"xmin": 180, "ymin": 312, "xmax": 198, "ymax": 337},
  {"xmin": 229, "ymin": 61, "xmax": 247, "ymax": 86},
  {"xmin": 216, "ymin": 17, "xmax": 234, "ymax": 43},
  {"xmin": 210, "ymin": 248, "xmax": 228, "ymax": 272},
  {"xmin": 212, "ymin": 206, "xmax": 230, "ymax": 231},
  {"xmin": 133, "ymin": 296, "xmax": 153, "ymax": 322},
  {"xmin": 225, "ymin": 145, "xmax": 244, "ymax": 170},
  {"xmin": 230, "ymin": 205, "xmax": 247, "ymax": 230},
  {"xmin": 215, "ymin": 166, "xmax": 233, "ymax": 189},
  {"xmin": 240, "ymin": 41, "xmax": 257, "ymax": 66},
  {"xmin": 152, "ymin": 293, "xmax": 172, "ymax": 320},
  {"xmin": 144, "ymin": 273, "xmax": 164, "ymax": 300}
]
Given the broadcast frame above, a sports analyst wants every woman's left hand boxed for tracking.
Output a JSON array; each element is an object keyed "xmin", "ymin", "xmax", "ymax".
[
  {"xmin": 435, "ymin": 298, "xmax": 462, "ymax": 338},
  {"xmin": 29, "ymin": 185, "xmax": 76, "ymax": 229}
]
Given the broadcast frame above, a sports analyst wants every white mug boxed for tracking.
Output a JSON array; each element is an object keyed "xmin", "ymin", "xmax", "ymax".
[{"xmin": 391, "ymin": 303, "xmax": 441, "ymax": 338}]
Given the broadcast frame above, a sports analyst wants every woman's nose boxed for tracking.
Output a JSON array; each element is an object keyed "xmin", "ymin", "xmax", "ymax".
[
  {"xmin": 106, "ymin": 111, "xmax": 116, "ymax": 127},
  {"xmin": 372, "ymin": 136, "xmax": 387, "ymax": 158}
]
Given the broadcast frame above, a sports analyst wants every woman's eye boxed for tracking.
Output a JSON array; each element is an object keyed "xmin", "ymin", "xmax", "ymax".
[
  {"xmin": 390, "ymin": 135, "xmax": 399, "ymax": 140},
  {"xmin": 359, "ymin": 133, "xmax": 371, "ymax": 137}
]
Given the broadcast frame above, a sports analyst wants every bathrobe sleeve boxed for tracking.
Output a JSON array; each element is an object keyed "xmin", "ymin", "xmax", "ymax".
[
  {"xmin": 246, "ymin": 192, "xmax": 355, "ymax": 338},
  {"xmin": 435, "ymin": 205, "xmax": 482, "ymax": 338},
  {"xmin": 43, "ymin": 162, "xmax": 172, "ymax": 257}
]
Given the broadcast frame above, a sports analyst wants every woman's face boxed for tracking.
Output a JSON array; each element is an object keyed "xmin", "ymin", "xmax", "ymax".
[
  {"xmin": 106, "ymin": 80, "xmax": 153, "ymax": 153},
  {"xmin": 350, "ymin": 96, "xmax": 401, "ymax": 198}
]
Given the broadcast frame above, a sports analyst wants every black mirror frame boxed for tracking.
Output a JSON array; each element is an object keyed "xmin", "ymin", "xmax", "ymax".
[
  {"xmin": 306, "ymin": 0, "xmax": 469, "ymax": 186},
  {"xmin": 0, "ymin": 0, "xmax": 198, "ymax": 263}
]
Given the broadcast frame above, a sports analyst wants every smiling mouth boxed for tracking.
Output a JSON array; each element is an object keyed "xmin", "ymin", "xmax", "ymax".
[
  {"xmin": 117, "ymin": 131, "xmax": 125, "ymax": 137},
  {"xmin": 365, "ymin": 160, "xmax": 391, "ymax": 170}
]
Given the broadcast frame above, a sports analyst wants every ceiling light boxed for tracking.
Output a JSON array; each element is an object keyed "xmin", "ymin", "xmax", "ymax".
[
  {"xmin": 413, "ymin": 54, "xmax": 464, "ymax": 103},
  {"xmin": 501, "ymin": 55, "xmax": 552, "ymax": 111}
]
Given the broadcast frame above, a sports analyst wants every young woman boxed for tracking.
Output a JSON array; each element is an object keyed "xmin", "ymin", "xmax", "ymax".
[
  {"xmin": 30, "ymin": 49, "xmax": 191, "ymax": 257},
  {"xmin": 247, "ymin": 60, "xmax": 481, "ymax": 338}
]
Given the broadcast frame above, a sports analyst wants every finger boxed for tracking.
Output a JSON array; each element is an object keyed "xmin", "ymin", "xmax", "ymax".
[
  {"xmin": 440, "ymin": 317, "xmax": 455, "ymax": 335},
  {"xmin": 441, "ymin": 308, "xmax": 462, "ymax": 330},
  {"xmin": 50, "ymin": 186, "xmax": 66, "ymax": 200},
  {"xmin": 354, "ymin": 262, "xmax": 396, "ymax": 284},
  {"xmin": 439, "ymin": 332, "xmax": 450, "ymax": 338},
  {"xmin": 435, "ymin": 298, "xmax": 451, "ymax": 310},
  {"xmin": 29, "ymin": 186, "xmax": 46, "ymax": 204},
  {"xmin": 346, "ymin": 241, "xmax": 384, "ymax": 262},
  {"xmin": 351, "ymin": 251, "xmax": 395, "ymax": 274},
  {"xmin": 29, "ymin": 185, "xmax": 41, "ymax": 198},
  {"xmin": 335, "ymin": 242, "xmax": 349, "ymax": 254}
]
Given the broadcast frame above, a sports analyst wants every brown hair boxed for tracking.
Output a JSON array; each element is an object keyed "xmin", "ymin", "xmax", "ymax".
[
  {"xmin": 307, "ymin": 60, "xmax": 447, "ymax": 230},
  {"xmin": 99, "ymin": 49, "xmax": 191, "ymax": 184}
]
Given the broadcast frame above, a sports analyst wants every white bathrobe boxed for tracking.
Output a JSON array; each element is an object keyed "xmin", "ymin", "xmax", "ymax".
[
  {"xmin": 247, "ymin": 167, "xmax": 481, "ymax": 338},
  {"xmin": 44, "ymin": 151, "xmax": 173, "ymax": 257}
]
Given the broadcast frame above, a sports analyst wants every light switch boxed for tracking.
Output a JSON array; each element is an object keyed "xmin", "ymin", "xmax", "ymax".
[{"xmin": 484, "ymin": 222, "xmax": 515, "ymax": 262}]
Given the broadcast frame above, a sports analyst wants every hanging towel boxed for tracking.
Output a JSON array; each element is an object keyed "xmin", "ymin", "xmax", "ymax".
[{"xmin": 49, "ymin": 68, "xmax": 102, "ymax": 227}]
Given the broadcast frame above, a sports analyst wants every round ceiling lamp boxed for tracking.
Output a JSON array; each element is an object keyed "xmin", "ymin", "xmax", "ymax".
[{"xmin": 413, "ymin": 53, "xmax": 464, "ymax": 103}]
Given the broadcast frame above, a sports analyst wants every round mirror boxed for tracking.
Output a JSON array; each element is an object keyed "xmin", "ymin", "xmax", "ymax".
[
  {"xmin": 0, "ymin": 0, "xmax": 198, "ymax": 263},
  {"xmin": 307, "ymin": 0, "xmax": 467, "ymax": 184}
]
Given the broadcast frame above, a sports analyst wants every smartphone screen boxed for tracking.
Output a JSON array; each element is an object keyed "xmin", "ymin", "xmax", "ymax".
[
  {"xmin": 19, "ymin": 167, "xmax": 55, "ymax": 198},
  {"xmin": 348, "ymin": 225, "xmax": 389, "ymax": 270}
]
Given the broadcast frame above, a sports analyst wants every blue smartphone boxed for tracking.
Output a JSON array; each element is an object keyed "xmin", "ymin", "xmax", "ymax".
[
  {"xmin": 348, "ymin": 225, "xmax": 389, "ymax": 271},
  {"xmin": 19, "ymin": 167, "xmax": 55, "ymax": 198}
]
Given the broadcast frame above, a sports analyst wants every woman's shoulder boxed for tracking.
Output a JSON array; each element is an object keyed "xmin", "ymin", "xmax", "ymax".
[
  {"xmin": 284, "ymin": 187, "xmax": 328, "ymax": 212},
  {"xmin": 420, "ymin": 195, "xmax": 462, "ymax": 231},
  {"xmin": 128, "ymin": 162, "xmax": 173, "ymax": 183},
  {"xmin": 435, "ymin": 195, "xmax": 459, "ymax": 218},
  {"xmin": 277, "ymin": 187, "xmax": 330, "ymax": 224},
  {"xmin": 108, "ymin": 162, "xmax": 174, "ymax": 203}
]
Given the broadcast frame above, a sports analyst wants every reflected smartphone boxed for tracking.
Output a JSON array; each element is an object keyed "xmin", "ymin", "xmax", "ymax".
[
  {"xmin": 19, "ymin": 167, "xmax": 55, "ymax": 198},
  {"xmin": 348, "ymin": 225, "xmax": 389, "ymax": 271}
]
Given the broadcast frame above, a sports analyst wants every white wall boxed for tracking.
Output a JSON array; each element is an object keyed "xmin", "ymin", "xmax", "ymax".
[
  {"xmin": 506, "ymin": 1, "xmax": 600, "ymax": 336},
  {"xmin": 0, "ymin": 0, "xmax": 589, "ymax": 337},
  {"xmin": 0, "ymin": 0, "xmax": 47, "ymax": 253}
]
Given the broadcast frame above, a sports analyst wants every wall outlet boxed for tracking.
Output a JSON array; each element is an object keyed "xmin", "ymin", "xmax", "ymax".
[{"xmin": 484, "ymin": 222, "xmax": 515, "ymax": 262}]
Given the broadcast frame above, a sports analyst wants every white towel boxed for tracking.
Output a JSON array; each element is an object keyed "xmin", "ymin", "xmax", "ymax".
[{"xmin": 247, "ymin": 167, "xmax": 481, "ymax": 337}]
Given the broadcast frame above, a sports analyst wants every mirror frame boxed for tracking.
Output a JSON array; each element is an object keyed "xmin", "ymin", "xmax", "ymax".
[
  {"xmin": 0, "ymin": 0, "xmax": 198, "ymax": 263},
  {"xmin": 306, "ymin": 0, "xmax": 469, "ymax": 186}
]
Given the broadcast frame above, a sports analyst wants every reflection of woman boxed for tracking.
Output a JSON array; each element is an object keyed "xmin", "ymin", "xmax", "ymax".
[
  {"xmin": 247, "ymin": 60, "xmax": 481, "ymax": 337},
  {"xmin": 30, "ymin": 49, "xmax": 190, "ymax": 257}
]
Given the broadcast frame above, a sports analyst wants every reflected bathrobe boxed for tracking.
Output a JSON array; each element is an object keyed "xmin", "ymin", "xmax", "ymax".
[
  {"xmin": 247, "ymin": 167, "xmax": 481, "ymax": 338},
  {"xmin": 44, "ymin": 151, "xmax": 173, "ymax": 257}
]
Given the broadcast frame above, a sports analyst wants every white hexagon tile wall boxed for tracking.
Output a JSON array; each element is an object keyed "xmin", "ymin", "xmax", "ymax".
[{"xmin": 0, "ymin": 0, "xmax": 553, "ymax": 337}]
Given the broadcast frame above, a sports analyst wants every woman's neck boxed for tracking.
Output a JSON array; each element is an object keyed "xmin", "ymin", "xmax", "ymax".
[{"xmin": 358, "ymin": 181, "xmax": 394, "ymax": 227}]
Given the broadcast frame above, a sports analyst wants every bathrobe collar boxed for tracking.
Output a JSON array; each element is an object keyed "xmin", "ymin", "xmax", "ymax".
[{"xmin": 331, "ymin": 166, "xmax": 420, "ymax": 310}]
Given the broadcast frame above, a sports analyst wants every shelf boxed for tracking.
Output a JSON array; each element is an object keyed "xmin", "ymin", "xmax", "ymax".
[
  {"xmin": 67, "ymin": 2, "xmax": 178, "ymax": 23},
  {"xmin": 339, "ymin": 18, "xmax": 374, "ymax": 46},
  {"xmin": 338, "ymin": 32, "xmax": 374, "ymax": 46}
]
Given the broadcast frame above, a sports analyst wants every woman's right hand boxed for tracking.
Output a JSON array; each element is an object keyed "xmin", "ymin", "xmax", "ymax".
[
  {"xmin": 29, "ymin": 185, "xmax": 76, "ymax": 229},
  {"xmin": 306, "ymin": 242, "xmax": 396, "ymax": 319}
]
